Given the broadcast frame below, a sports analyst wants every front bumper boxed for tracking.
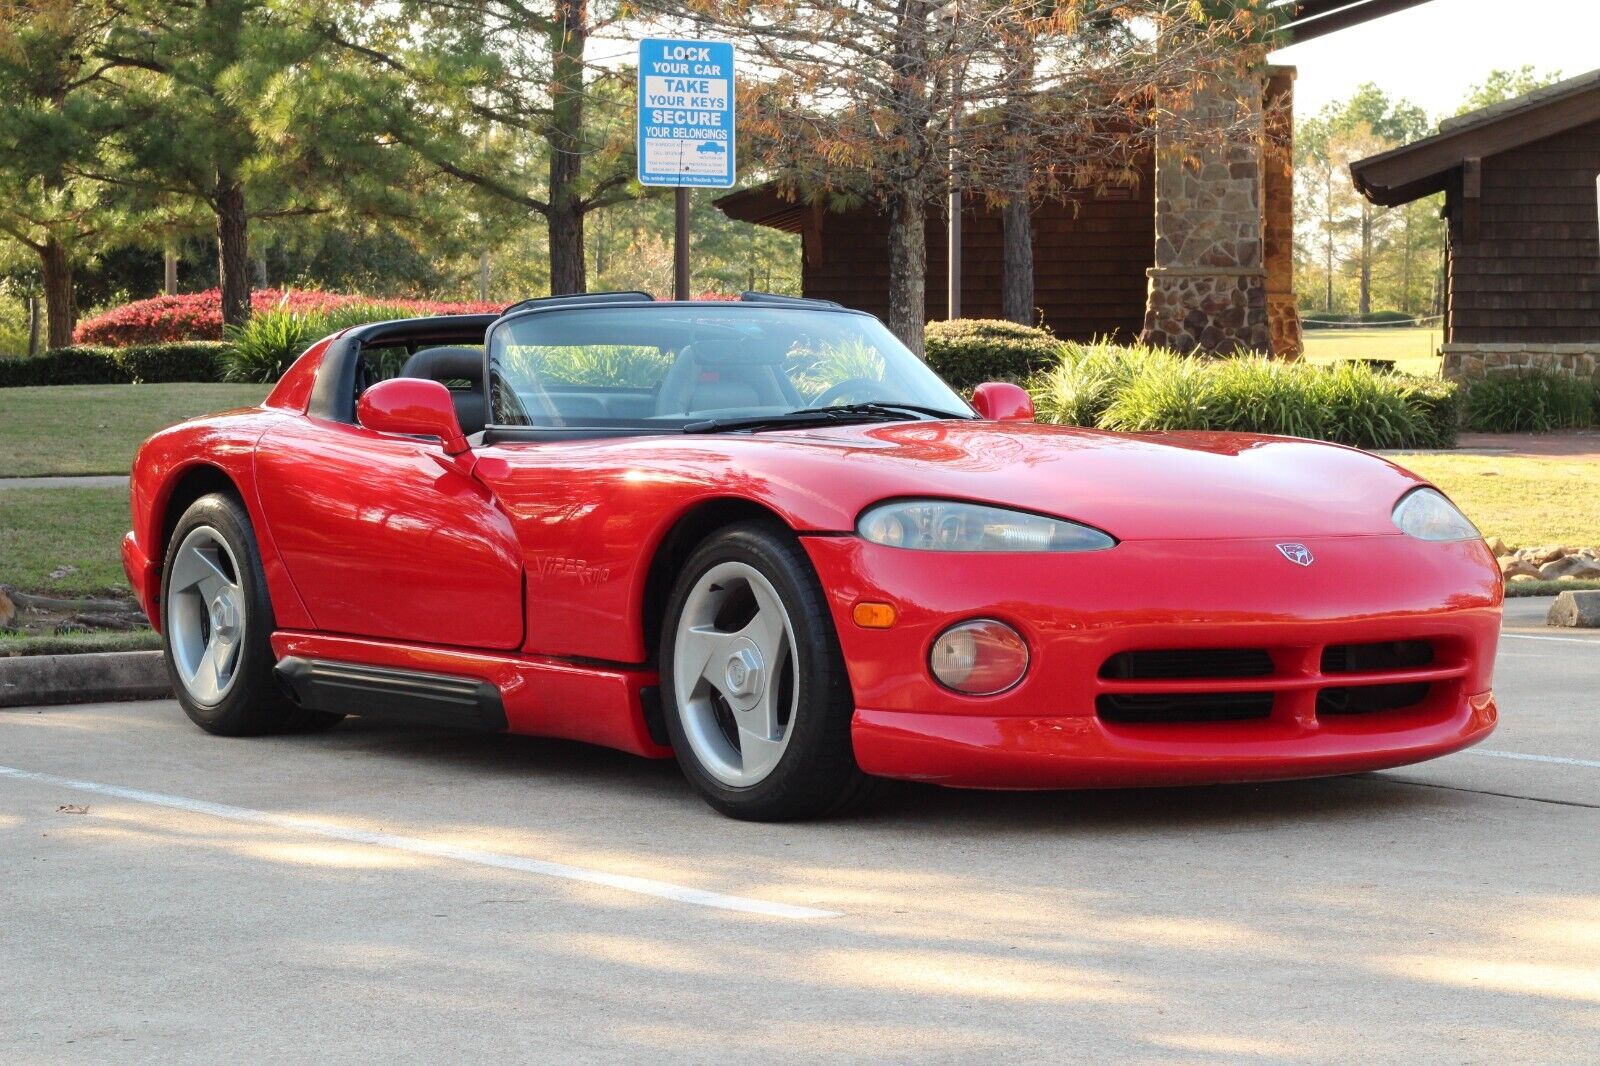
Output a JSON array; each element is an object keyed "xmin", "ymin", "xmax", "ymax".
[
  {"xmin": 121, "ymin": 531, "xmax": 160, "ymax": 630},
  {"xmin": 803, "ymin": 533, "xmax": 1502, "ymax": 789}
]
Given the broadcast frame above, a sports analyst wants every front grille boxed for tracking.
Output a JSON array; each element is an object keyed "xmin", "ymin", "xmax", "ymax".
[
  {"xmin": 1317, "ymin": 683, "xmax": 1431, "ymax": 715},
  {"xmin": 1321, "ymin": 640, "xmax": 1433, "ymax": 673},
  {"xmin": 1096, "ymin": 638, "xmax": 1451, "ymax": 727},
  {"xmin": 1097, "ymin": 692, "xmax": 1274, "ymax": 724},
  {"xmin": 1100, "ymin": 648, "xmax": 1274, "ymax": 680}
]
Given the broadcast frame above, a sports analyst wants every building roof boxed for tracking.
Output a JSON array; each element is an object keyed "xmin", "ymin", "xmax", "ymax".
[
  {"xmin": 713, "ymin": 185, "xmax": 813, "ymax": 234},
  {"xmin": 1351, "ymin": 68, "xmax": 1600, "ymax": 206},
  {"xmin": 1273, "ymin": 0, "xmax": 1439, "ymax": 44}
]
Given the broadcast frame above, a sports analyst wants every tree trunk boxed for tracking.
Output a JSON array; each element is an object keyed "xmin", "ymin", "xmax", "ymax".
[
  {"xmin": 548, "ymin": 205, "xmax": 584, "ymax": 295},
  {"xmin": 214, "ymin": 178, "xmax": 252, "ymax": 326},
  {"xmin": 1322, "ymin": 173, "xmax": 1335, "ymax": 313},
  {"xmin": 26, "ymin": 296, "xmax": 41, "ymax": 356},
  {"xmin": 1358, "ymin": 204, "xmax": 1373, "ymax": 316},
  {"xmin": 164, "ymin": 246, "xmax": 178, "ymax": 295},
  {"xmin": 1000, "ymin": 39, "xmax": 1036, "ymax": 327},
  {"xmin": 546, "ymin": 0, "xmax": 588, "ymax": 295},
  {"xmin": 39, "ymin": 236, "xmax": 75, "ymax": 349},
  {"xmin": 887, "ymin": 191, "xmax": 927, "ymax": 357},
  {"xmin": 1001, "ymin": 197, "xmax": 1034, "ymax": 326}
]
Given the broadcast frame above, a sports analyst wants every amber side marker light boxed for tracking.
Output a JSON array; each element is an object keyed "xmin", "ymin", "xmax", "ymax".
[{"xmin": 853, "ymin": 602, "xmax": 898, "ymax": 629}]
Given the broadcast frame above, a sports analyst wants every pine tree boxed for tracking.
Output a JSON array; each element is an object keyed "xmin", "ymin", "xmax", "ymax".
[{"xmin": 0, "ymin": 2, "xmax": 127, "ymax": 347}]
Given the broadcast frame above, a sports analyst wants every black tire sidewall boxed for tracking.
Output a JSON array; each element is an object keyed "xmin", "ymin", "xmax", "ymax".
[
  {"xmin": 160, "ymin": 493, "xmax": 285, "ymax": 735},
  {"xmin": 660, "ymin": 522, "xmax": 865, "ymax": 820}
]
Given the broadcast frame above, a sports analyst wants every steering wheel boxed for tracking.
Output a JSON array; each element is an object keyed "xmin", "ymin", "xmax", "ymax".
[{"xmin": 807, "ymin": 377, "xmax": 880, "ymax": 408}]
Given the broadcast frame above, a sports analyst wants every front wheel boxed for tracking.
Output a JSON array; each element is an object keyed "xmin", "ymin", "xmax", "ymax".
[
  {"xmin": 161, "ymin": 493, "xmax": 342, "ymax": 736},
  {"xmin": 660, "ymin": 523, "xmax": 874, "ymax": 820}
]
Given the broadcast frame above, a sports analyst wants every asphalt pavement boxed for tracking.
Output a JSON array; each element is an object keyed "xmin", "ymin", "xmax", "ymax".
[{"xmin": 2, "ymin": 603, "xmax": 1596, "ymax": 1063}]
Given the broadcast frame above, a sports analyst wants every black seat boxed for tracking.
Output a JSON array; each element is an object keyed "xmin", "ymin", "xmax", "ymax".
[{"xmin": 399, "ymin": 346, "xmax": 487, "ymax": 434}]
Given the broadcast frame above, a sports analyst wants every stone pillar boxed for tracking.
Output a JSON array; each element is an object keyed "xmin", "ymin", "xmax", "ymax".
[
  {"xmin": 1262, "ymin": 67, "xmax": 1302, "ymax": 359},
  {"xmin": 1141, "ymin": 74, "xmax": 1272, "ymax": 356}
]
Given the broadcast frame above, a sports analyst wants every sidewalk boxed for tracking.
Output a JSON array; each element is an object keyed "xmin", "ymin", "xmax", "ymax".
[
  {"xmin": 0, "ymin": 475, "xmax": 128, "ymax": 490},
  {"xmin": 1455, "ymin": 430, "xmax": 1600, "ymax": 462}
]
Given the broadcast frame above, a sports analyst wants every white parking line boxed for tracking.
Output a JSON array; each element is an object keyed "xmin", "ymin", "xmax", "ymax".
[
  {"xmin": 1466, "ymin": 750, "xmax": 1600, "ymax": 770},
  {"xmin": 1501, "ymin": 632, "xmax": 1600, "ymax": 646},
  {"xmin": 0, "ymin": 765, "xmax": 837, "ymax": 920}
]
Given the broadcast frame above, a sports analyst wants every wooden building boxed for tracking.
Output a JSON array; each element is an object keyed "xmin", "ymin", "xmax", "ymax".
[
  {"xmin": 714, "ymin": 2, "xmax": 1428, "ymax": 357},
  {"xmin": 714, "ymin": 168, "xmax": 1158, "ymax": 342},
  {"xmin": 1351, "ymin": 70, "xmax": 1600, "ymax": 382}
]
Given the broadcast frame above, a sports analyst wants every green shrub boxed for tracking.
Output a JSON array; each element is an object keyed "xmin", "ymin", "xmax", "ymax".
[
  {"xmin": 924, "ymin": 319, "xmax": 1061, "ymax": 389},
  {"xmin": 221, "ymin": 302, "xmax": 459, "ymax": 383},
  {"xmin": 0, "ymin": 346, "xmax": 126, "ymax": 387},
  {"xmin": 222, "ymin": 309, "xmax": 322, "ymax": 383},
  {"xmin": 116, "ymin": 342, "xmax": 232, "ymax": 384},
  {"xmin": 1307, "ymin": 362, "xmax": 1430, "ymax": 449},
  {"xmin": 1098, "ymin": 357, "xmax": 1211, "ymax": 432},
  {"xmin": 1029, "ymin": 340, "xmax": 1175, "ymax": 426},
  {"xmin": 1464, "ymin": 371, "xmax": 1599, "ymax": 432},
  {"xmin": 0, "ymin": 342, "xmax": 238, "ymax": 387},
  {"xmin": 1028, "ymin": 343, "xmax": 1462, "ymax": 450},
  {"xmin": 1392, "ymin": 376, "xmax": 1462, "ymax": 448}
]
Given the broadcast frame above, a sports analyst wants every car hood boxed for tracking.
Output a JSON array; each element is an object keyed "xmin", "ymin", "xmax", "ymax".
[{"xmin": 739, "ymin": 420, "xmax": 1427, "ymax": 541}]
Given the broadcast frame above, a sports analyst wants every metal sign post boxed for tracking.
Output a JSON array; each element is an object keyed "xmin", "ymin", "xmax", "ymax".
[{"xmin": 637, "ymin": 38, "xmax": 737, "ymax": 300}]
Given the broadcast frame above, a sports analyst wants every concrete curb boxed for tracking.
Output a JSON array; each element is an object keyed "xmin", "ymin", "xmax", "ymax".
[
  {"xmin": 0, "ymin": 651, "xmax": 170, "ymax": 708},
  {"xmin": 1547, "ymin": 590, "xmax": 1600, "ymax": 629}
]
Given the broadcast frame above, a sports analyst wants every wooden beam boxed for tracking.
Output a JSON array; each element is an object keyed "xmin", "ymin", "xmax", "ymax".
[{"xmin": 1281, "ymin": 0, "xmax": 1438, "ymax": 43}]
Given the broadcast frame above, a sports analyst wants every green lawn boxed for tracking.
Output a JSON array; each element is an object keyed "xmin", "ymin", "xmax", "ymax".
[
  {"xmin": 1301, "ymin": 327, "xmax": 1443, "ymax": 378},
  {"xmin": 1388, "ymin": 453, "xmax": 1600, "ymax": 548},
  {"xmin": 0, "ymin": 382, "xmax": 270, "ymax": 477},
  {"xmin": 0, "ymin": 628, "xmax": 161, "ymax": 657},
  {"xmin": 0, "ymin": 487, "xmax": 133, "ymax": 595}
]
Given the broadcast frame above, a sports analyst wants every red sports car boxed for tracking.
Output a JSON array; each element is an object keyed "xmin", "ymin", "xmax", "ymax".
[{"xmin": 124, "ymin": 293, "xmax": 1501, "ymax": 819}]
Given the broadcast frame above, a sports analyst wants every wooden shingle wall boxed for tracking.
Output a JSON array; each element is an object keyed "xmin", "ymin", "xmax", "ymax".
[{"xmin": 1448, "ymin": 118, "xmax": 1600, "ymax": 344}]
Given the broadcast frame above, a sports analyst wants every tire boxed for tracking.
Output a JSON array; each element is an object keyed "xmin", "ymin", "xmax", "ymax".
[
  {"xmin": 660, "ymin": 522, "xmax": 875, "ymax": 820},
  {"xmin": 160, "ymin": 493, "xmax": 343, "ymax": 736}
]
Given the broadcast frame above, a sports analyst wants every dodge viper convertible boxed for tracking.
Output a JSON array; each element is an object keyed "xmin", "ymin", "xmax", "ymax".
[{"xmin": 123, "ymin": 292, "xmax": 1501, "ymax": 819}]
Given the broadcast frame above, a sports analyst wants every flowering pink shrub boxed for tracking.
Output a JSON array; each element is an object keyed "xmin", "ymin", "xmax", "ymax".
[{"xmin": 75, "ymin": 289, "xmax": 504, "ymax": 346}]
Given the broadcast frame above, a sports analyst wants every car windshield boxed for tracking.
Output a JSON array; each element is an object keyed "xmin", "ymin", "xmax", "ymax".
[{"xmin": 487, "ymin": 304, "xmax": 971, "ymax": 432}]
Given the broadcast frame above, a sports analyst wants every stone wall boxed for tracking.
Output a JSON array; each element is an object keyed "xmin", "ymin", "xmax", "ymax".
[
  {"xmin": 1442, "ymin": 343, "xmax": 1600, "ymax": 382},
  {"xmin": 1141, "ymin": 74, "xmax": 1273, "ymax": 356}
]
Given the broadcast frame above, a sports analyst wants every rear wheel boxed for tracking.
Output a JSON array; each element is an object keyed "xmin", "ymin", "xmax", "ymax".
[
  {"xmin": 161, "ymin": 493, "xmax": 342, "ymax": 736},
  {"xmin": 660, "ymin": 523, "xmax": 873, "ymax": 820}
]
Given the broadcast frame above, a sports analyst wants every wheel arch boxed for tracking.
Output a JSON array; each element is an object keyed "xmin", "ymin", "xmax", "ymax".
[
  {"xmin": 157, "ymin": 464, "xmax": 243, "ymax": 559},
  {"xmin": 638, "ymin": 497, "xmax": 796, "ymax": 664}
]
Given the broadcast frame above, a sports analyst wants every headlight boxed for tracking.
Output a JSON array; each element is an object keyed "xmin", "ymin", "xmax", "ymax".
[
  {"xmin": 858, "ymin": 500, "xmax": 1115, "ymax": 552},
  {"xmin": 1392, "ymin": 487, "xmax": 1479, "ymax": 542}
]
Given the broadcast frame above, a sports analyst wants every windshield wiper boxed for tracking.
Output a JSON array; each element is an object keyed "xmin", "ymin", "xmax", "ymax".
[
  {"xmin": 682, "ymin": 401, "xmax": 969, "ymax": 435},
  {"xmin": 817, "ymin": 401, "xmax": 971, "ymax": 421}
]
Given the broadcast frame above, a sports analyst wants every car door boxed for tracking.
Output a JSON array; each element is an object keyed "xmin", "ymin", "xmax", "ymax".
[{"xmin": 254, "ymin": 415, "xmax": 525, "ymax": 650}]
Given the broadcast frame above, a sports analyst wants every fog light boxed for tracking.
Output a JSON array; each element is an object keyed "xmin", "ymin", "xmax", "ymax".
[{"xmin": 929, "ymin": 619, "xmax": 1029, "ymax": 695}]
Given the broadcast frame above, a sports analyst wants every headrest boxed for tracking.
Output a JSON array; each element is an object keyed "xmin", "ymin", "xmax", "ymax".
[{"xmin": 401, "ymin": 346, "xmax": 483, "ymax": 383}]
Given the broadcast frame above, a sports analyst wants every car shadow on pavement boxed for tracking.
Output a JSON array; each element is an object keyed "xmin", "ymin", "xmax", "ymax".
[{"xmin": 299, "ymin": 713, "xmax": 1455, "ymax": 834}]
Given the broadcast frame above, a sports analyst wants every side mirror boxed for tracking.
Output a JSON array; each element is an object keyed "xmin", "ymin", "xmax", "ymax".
[
  {"xmin": 971, "ymin": 382, "xmax": 1035, "ymax": 423},
  {"xmin": 357, "ymin": 378, "xmax": 469, "ymax": 455}
]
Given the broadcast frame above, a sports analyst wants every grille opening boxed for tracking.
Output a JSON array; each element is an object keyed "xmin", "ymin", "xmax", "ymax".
[
  {"xmin": 1317, "ymin": 683, "xmax": 1430, "ymax": 716},
  {"xmin": 1097, "ymin": 692, "xmax": 1274, "ymax": 724},
  {"xmin": 1100, "ymin": 648, "xmax": 1275, "ymax": 680},
  {"xmin": 1321, "ymin": 640, "xmax": 1433, "ymax": 674}
]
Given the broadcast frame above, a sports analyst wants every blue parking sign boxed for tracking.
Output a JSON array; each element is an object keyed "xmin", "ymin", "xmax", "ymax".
[{"xmin": 637, "ymin": 38, "xmax": 736, "ymax": 189}]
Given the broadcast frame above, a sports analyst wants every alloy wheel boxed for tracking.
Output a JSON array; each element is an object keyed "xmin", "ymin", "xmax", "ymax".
[
  {"xmin": 166, "ymin": 525, "xmax": 247, "ymax": 705},
  {"xmin": 672, "ymin": 561, "xmax": 799, "ymax": 787}
]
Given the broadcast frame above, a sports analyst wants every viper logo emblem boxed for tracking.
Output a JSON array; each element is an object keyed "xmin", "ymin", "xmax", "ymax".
[{"xmin": 1276, "ymin": 543, "xmax": 1314, "ymax": 566}]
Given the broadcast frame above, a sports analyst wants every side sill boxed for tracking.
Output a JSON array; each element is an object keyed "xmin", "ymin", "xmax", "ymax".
[{"xmin": 274, "ymin": 656, "xmax": 507, "ymax": 732}]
